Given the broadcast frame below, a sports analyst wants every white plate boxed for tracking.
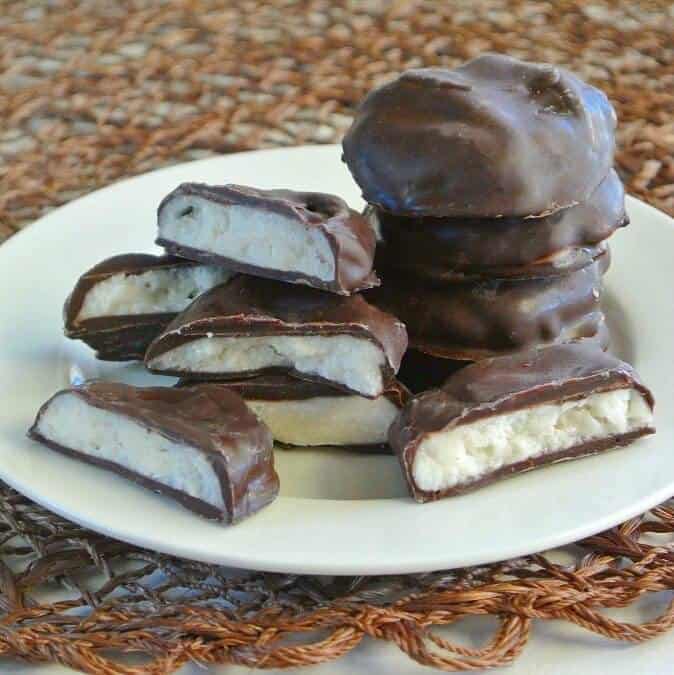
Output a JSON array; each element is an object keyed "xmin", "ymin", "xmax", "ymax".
[{"xmin": 0, "ymin": 145, "xmax": 672, "ymax": 575}]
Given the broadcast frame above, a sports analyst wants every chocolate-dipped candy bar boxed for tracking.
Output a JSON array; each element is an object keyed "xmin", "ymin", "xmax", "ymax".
[
  {"xmin": 64, "ymin": 254, "xmax": 234, "ymax": 361},
  {"xmin": 343, "ymin": 53, "xmax": 615, "ymax": 217},
  {"xmin": 178, "ymin": 375, "xmax": 410, "ymax": 451},
  {"xmin": 370, "ymin": 170, "xmax": 626, "ymax": 281},
  {"xmin": 365, "ymin": 254, "xmax": 609, "ymax": 360},
  {"xmin": 28, "ymin": 381, "xmax": 277, "ymax": 523},
  {"xmin": 397, "ymin": 350, "xmax": 467, "ymax": 394},
  {"xmin": 157, "ymin": 184, "xmax": 379, "ymax": 295},
  {"xmin": 390, "ymin": 342, "xmax": 655, "ymax": 502},
  {"xmin": 146, "ymin": 275, "xmax": 408, "ymax": 398}
]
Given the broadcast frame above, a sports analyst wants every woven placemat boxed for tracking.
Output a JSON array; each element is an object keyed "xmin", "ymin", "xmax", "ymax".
[
  {"xmin": 0, "ymin": 485, "xmax": 671, "ymax": 673},
  {"xmin": 1, "ymin": 1, "xmax": 673, "ymax": 673}
]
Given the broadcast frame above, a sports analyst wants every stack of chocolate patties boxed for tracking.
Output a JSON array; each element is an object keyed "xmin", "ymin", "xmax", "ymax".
[
  {"xmin": 342, "ymin": 54, "xmax": 626, "ymax": 391},
  {"xmin": 38, "ymin": 184, "xmax": 411, "ymax": 524},
  {"xmin": 146, "ymin": 184, "xmax": 409, "ymax": 451},
  {"xmin": 63, "ymin": 185, "xmax": 410, "ymax": 456}
]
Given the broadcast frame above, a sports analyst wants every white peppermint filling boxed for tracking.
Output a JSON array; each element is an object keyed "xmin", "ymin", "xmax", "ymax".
[
  {"xmin": 77, "ymin": 265, "xmax": 233, "ymax": 321},
  {"xmin": 159, "ymin": 195, "xmax": 336, "ymax": 282},
  {"xmin": 413, "ymin": 388, "xmax": 653, "ymax": 492},
  {"xmin": 150, "ymin": 334, "xmax": 386, "ymax": 397},
  {"xmin": 247, "ymin": 395, "xmax": 399, "ymax": 446},
  {"xmin": 35, "ymin": 393, "xmax": 225, "ymax": 509}
]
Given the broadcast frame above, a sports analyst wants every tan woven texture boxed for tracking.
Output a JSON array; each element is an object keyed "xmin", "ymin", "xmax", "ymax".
[
  {"xmin": 1, "ymin": 1, "xmax": 674, "ymax": 673},
  {"xmin": 0, "ymin": 486, "xmax": 671, "ymax": 674},
  {"xmin": 1, "ymin": 0, "xmax": 673, "ymax": 239}
]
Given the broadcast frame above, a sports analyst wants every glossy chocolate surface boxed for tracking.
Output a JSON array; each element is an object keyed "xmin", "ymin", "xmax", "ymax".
[
  {"xmin": 370, "ymin": 170, "xmax": 626, "ymax": 281},
  {"xmin": 157, "ymin": 184, "xmax": 379, "ymax": 294},
  {"xmin": 146, "ymin": 275, "xmax": 408, "ymax": 392},
  {"xmin": 343, "ymin": 54, "xmax": 616, "ymax": 217},
  {"xmin": 29, "ymin": 382, "xmax": 278, "ymax": 523},
  {"xmin": 365, "ymin": 254, "xmax": 609, "ymax": 359},
  {"xmin": 69, "ymin": 319, "xmax": 176, "ymax": 362},
  {"xmin": 389, "ymin": 342, "xmax": 655, "ymax": 502},
  {"xmin": 177, "ymin": 373, "xmax": 410, "ymax": 408}
]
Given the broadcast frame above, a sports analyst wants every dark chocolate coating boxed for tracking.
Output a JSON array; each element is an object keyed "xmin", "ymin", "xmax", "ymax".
[
  {"xmin": 177, "ymin": 373, "xmax": 410, "ymax": 408},
  {"xmin": 67, "ymin": 318, "xmax": 176, "ymax": 362},
  {"xmin": 390, "ymin": 342, "xmax": 655, "ymax": 502},
  {"xmin": 397, "ymin": 350, "xmax": 468, "ymax": 394},
  {"xmin": 343, "ymin": 54, "xmax": 616, "ymax": 217},
  {"xmin": 365, "ymin": 254, "xmax": 609, "ymax": 360},
  {"xmin": 28, "ymin": 382, "xmax": 278, "ymax": 523},
  {"xmin": 157, "ymin": 183, "xmax": 379, "ymax": 295},
  {"xmin": 146, "ymin": 276, "xmax": 408, "ymax": 397},
  {"xmin": 64, "ymin": 254, "xmax": 208, "ymax": 361},
  {"xmin": 370, "ymin": 170, "xmax": 626, "ymax": 281}
]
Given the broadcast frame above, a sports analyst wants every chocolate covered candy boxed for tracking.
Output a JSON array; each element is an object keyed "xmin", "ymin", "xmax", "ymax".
[
  {"xmin": 64, "ymin": 254, "xmax": 234, "ymax": 361},
  {"xmin": 343, "ymin": 54, "xmax": 616, "ymax": 217},
  {"xmin": 390, "ymin": 342, "xmax": 655, "ymax": 502},
  {"xmin": 370, "ymin": 170, "xmax": 626, "ymax": 281},
  {"xmin": 28, "ymin": 382, "xmax": 278, "ymax": 522},
  {"xmin": 157, "ymin": 184, "xmax": 379, "ymax": 295},
  {"xmin": 146, "ymin": 276, "xmax": 408, "ymax": 398},
  {"xmin": 178, "ymin": 375, "xmax": 410, "ymax": 450},
  {"xmin": 365, "ymin": 254, "xmax": 609, "ymax": 360}
]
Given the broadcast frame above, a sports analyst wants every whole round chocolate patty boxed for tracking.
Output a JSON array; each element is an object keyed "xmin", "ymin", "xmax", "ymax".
[
  {"xmin": 365, "ymin": 253, "xmax": 610, "ymax": 360},
  {"xmin": 342, "ymin": 53, "xmax": 616, "ymax": 218},
  {"xmin": 370, "ymin": 169, "xmax": 626, "ymax": 281}
]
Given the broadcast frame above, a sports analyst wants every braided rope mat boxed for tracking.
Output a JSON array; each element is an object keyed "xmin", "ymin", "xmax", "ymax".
[
  {"xmin": 1, "ymin": 1, "xmax": 673, "ymax": 672},
  {"xmin": 0, "ymin": 486, "xmax": 672, "ymax": 673}
]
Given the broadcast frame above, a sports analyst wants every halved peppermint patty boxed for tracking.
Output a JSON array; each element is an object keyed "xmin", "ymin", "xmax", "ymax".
[
  {"xmin": 157, "ymin": 183, "xmax": 379, "ymax": 295},
  {"xmin": 146, "ymin": 276, "xmax": 408, "ymax": 398},
  {"xmin": 178, "ymin": 374, "xmax": 410, "ymax": 450},
  {"xmin": 390, "ymin": 342, "xmax": 655, "ymax": 502},
  {"xmin": 64, "ymin": 254, "xmax": 234, "ymax": 361},
  {"xmin": 29, "ymin": 381, "xmax": 277, "ymax": 523}
]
